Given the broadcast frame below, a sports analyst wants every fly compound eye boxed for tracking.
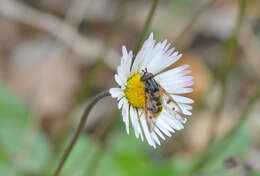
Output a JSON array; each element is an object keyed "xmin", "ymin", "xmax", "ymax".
[{"xmin": 140, "ymin": 75, "xmax": 146, "ymax": 81}]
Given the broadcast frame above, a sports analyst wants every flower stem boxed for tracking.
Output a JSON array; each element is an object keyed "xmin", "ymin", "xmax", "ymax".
[
  {"xmin": 134, "ymin": 0, "xmax": 159, "ymax": 56},
  {"xmin": 53, "ymin": 90, "xmax": 110, "ymax": 176}
]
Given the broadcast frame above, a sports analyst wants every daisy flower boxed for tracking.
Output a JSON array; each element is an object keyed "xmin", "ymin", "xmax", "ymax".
[{"xmin": 109, "ymin": 33, "xmax": 194, "ymax": 148}]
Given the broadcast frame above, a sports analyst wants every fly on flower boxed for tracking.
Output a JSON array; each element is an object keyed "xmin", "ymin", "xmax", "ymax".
[
  {"xmin": 110, "ymin": 33, "xmax": 194, "ymax": 148},
  {"xmin": 140, "ymin": 69, "xmax": 186, "ymax": 132}
]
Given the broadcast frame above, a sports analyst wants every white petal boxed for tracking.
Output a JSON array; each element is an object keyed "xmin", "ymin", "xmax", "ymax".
[
  {"xmin": 140, "ymin": 42, "xmax": 156, "ymax": 72},
  {"xmin": 157, "ymin": 76, "xmax": 193, "ymax": 87},
  {"xmin": 155, "ymin": 65, "xmax": 190, "ymax": 81},
  {"xmin": 149, "ymin": 51, "xmax": 182, "ymax": 75},
  {"xmin": 171, "ymin": 95, "xmax": 194, "ymax": 104},
  {"xmin": 151, "ymin": 132, "xmax": 160, "ymax": 145},
  {"xmin": 135, "ymin": 109, "xmax": 144, "ymax": 141},
  {"xmin": 140, "ymin": 112, "xmax": 156, "ymax": 147},
  {"xmin": 122, "ymin": 102, "xmax": 130, "ymax": 134},
  {"xmin": 154, "ymin": 127, "xmax": 165, "ymax": 140},
  {"xmin": 126, "ymin": 51, "xmax": 133, "ymax": 77},
  {"xmin": 131, "ymin": 33, "xmax": 155, "ymax": 74},
  {"xmin": 109, "ymin": 88, "xmax": 124, "ymax": 99},
  {"xmin": 180, "ymin": 103, "xmax": 193, "ymax": 110},
  {"xmin": 155, "ymin": 66, "xmax": 194, "ymax": 95},
  {"xmin": 156, "ymin": 74, "xmax": 193, "ymax": 89},
  {"xmin": 114, "ymin": 74, "xmax": 125, "ymax": 88},
  {"xmin": 148, "ymin": 42, "xmax": 182, "ymax": 74},
  {"xmin": 118, "ymin": 98, "xmax": 124, "ymax": 109},
  {"xmin": 162, "ymin": 82, "xmax": 194, "ymax": 94},
  {"xmin": 137, "ymin": 111, "xmax": 144, "ymax": 141},
  {"xmin": 161, "ymin": 76, "xmax": 194, "ymax": 87},
  {"xmin": 178, "ymin": 103, "xmax": 192, "ymax": 115},
  {"xmin": 121, "ymin": 46, "xmax": 132, "ymax": 78},
  {"xmin": 117, "ymin": 66, "xmax": 125, "ymax": 85},
  {"xmin": 176, "ymin": 113, "xmax": 187, "ymax": 124},
  {"xmin": 156, "ymin": 118, "xmax": 174, "ymax": 135},
  {"xmin": 130, "ymin": 107, "xmax": 138, "ymax": 138},
  {"xmin": 162, "ymin": 42, "xmax": 171, "ymax": 53},
  {"xmin": 161, "ymin": 112, "xmax": 182, "ymax": 130},
  {"xmin": 114, "ymin": 46, "xmax": 133, "ymax": 88},
  {"xmin": 164, "ymin": 111, "xmax": 184, "ymax": 130},
  {"xmin": 168, "ymin": 88, "xmax": 194, "ymax": 94},
  {"xmin": 147, "ymin": 40, "xmax": 168, "ymax": 70},
  {"xmin": 178, "ymin": 81, "xmax": 194, "ymax": 87},
  {"xmin": 122, "ymin": 46, "xmax": 128, "ymax": 60},
  {"xmin": 130, "ymin": 107, "xmax": 143, "ymax": 140},
  {"xmin": 155, "ymin": 120, "xmax": 172, "ymax": 137}
]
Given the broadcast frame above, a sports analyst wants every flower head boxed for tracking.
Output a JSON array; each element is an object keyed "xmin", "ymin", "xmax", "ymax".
[{"xmin": 109, "ymin": 33, "xmax": 194, "ymax": 148}]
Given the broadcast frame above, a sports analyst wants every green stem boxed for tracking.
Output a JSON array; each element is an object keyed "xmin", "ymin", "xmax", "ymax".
[
  {"xmin": 222, "ymin": 0, "xmax": 246, "ymax": 80},
  {"xmin": 133, "ymin": 0, "xmax": 159, "ymax": 57},
  {"xmin": 175, "ymin": 0, "xmax": 217, "ymax": 49},
  {"xmin": 53, "ymin": 90, "xmax": 110, "ymax": 176}
]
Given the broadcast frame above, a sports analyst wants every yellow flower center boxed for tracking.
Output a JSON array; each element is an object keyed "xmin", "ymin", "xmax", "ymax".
[{"xmin": 124, "ymin": 74, "xmax": 145, "ymax": 108}]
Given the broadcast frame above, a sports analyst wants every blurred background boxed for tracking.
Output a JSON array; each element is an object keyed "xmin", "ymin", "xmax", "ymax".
[{"xmin": 0, "ymin": 0, "xmax": 260, "ymax": 175}]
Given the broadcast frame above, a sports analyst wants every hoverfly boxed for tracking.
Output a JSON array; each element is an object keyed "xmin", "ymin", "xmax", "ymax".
[{"xmin": 139, "ymin": 68, "xmax": 185, "ymax": 132}]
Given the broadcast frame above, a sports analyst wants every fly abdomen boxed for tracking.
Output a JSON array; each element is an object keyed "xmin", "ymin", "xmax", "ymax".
[{"xmin": 151, "ymin": 94, "xmax": 163, "ymax": 115}]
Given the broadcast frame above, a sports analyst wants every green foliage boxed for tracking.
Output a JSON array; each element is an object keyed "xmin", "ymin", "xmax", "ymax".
[
  {"xmin": 0, "ymin": 84, "xmax": 52, "ymax": 175},
  {"xmin": 95, "ymin": 132, "xmax": 173, "ymax": 176},
  {"xmin": 91, "ymin": 131, "xmax": 194, "ymax": 176},
  {"xmin": 250, "ymin": 172, "xmax": 260, "ymax": 176},
  {"xmin": 0, "ymin": 84, "xmax": 255, "ymax": 176}
]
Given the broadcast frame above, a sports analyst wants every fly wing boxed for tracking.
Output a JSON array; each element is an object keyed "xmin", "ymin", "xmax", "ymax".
[
  {"xmin": 144, "ymin": 93, "xmax": 157, "ymax": 132},
  {"xmin": 159, "ymin": 87, "xmax": 187, "ymax": 123}
]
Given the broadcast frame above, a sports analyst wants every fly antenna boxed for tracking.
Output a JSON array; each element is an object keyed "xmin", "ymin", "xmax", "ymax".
[{"xmin": 142, "ymin": 68, "xmax": 148, "ymax": 73}]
